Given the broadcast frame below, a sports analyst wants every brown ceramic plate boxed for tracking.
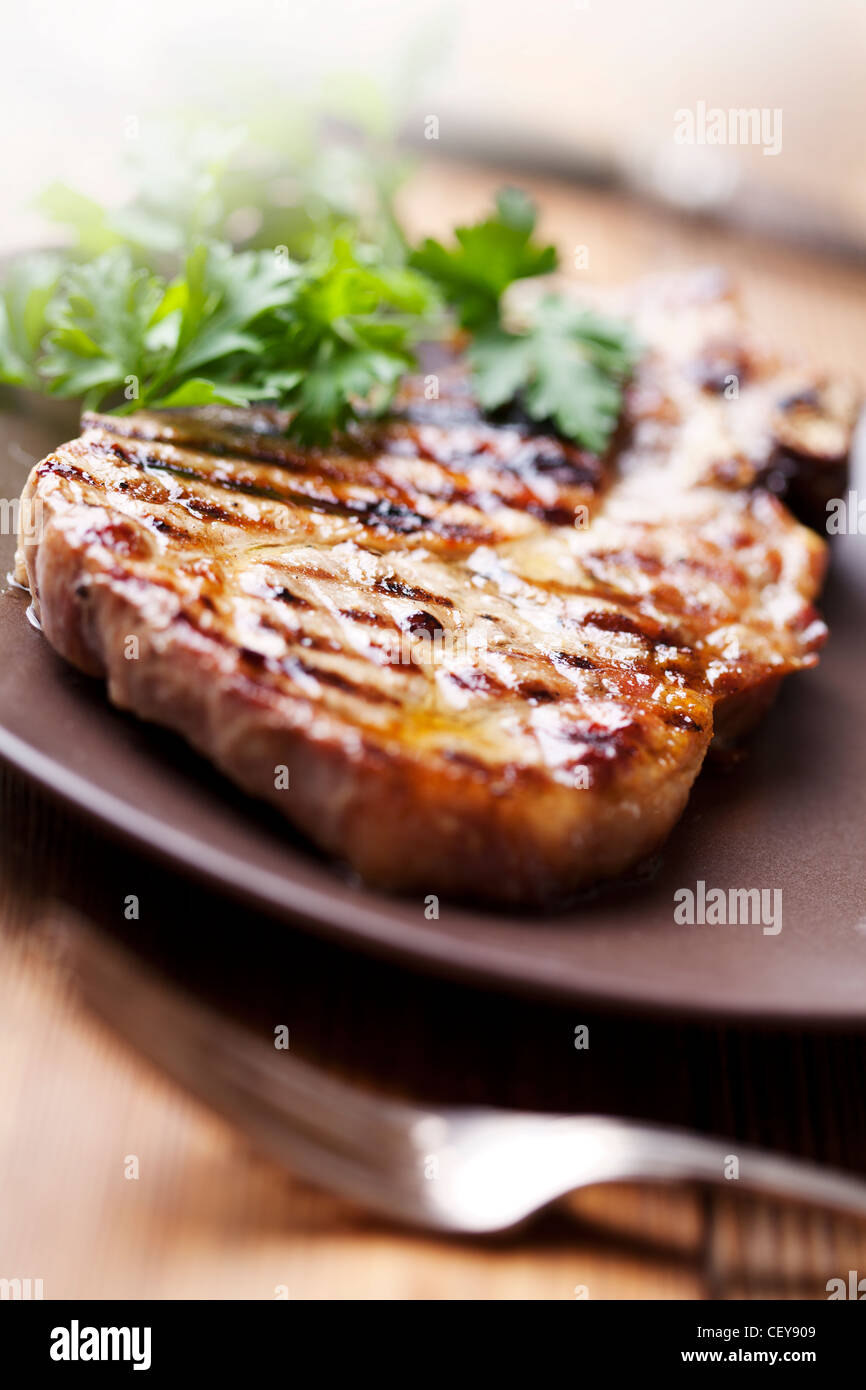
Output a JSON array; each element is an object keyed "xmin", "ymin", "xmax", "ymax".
[{"xmin": 1, "ymin": 403, "xmax": 864, "ymax": 1021}]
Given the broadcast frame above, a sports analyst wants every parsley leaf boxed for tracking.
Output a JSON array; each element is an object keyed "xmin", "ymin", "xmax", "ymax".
[
  {"xmin": 37, "ymin": 237, "xmax": 439, "ymax": 438},
  {"xmin": 0, "ymin": 253, "xmax": 64, "ymax": 388},
  {"xmin": 159, "ymin": 242, "xmax": 299, "ymax": 380},
  {"xmin": 40, "ymin": 251, "xmax": 166, "ymax": 405},
  {"xmin": 36, "ymin": 113, "xmax": 413, "ymax": 271},
  {"xmin": 36, "ymin": 184, "xmax": 127, "ymax": 258},
  {"xmin": 469, "ymin": 297, "xmax": 641, "ymax": 454},
  {"xmin": 40, "ymin": 244, "xmax": 298, "ymax": 412},
  {"xmin": 5, "ymin": 128, "xmax": 641, "ymax": 457},
  {"xmin": 409, "ymin": 187, "xmax": 557, "ymax": 329},
  {"xmin": 257, "ymin": 237, "xmax": 441, "ymax": 442}
]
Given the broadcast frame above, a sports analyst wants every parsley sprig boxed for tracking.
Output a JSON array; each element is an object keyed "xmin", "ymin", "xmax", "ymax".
[
  {"xmin": 0, "ymin": 254, "xmax": 64, "ymax": 389},
  {"xmin": 469, "ymin": 298, "xmax": 641, "ymax": 454},
  {"xmin": 409, "ymin": 191, "xmax": 639, "ymax": 453},
  {"xmin": 409, "ymin": 187, "xmax": 556, "ymax": 329},
  {"xmin": 0, "ymin": 124, "xmax": 640, "ymax": 453},
  {"xmin": 33, "ymin": 238, "xmax": 440, "ymax": 438},
  {"xmin": 39, "ymin": 244, "xmax": 299, "ymax": 412}
]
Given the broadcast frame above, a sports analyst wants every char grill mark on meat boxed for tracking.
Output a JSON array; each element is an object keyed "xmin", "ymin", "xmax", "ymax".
[{"xmin": 15, "ymin": 271, "xmax": 857, "ymax": 905}]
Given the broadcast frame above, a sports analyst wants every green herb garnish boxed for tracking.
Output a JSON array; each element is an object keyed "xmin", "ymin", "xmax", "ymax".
[
  {"xmin": 0, "ymin": 253, "xmax": 64, "ymax": 389},
  {"xmin": 0, "ymin": 118, "xmax": 640, "ymax": 455},
  {"xmin": 409, "ymin": 187, "xmax": 556, "ymax": 329},
  {"xmin": 36, "ymin": 237, "xmax": 439, "ymax": 440},
  {"xmin": 39, "ymin": 244, "xmax": 297, "ymax": 412},
  {"xmin": 469, "ymin": 297, "xmax": 641, "ymax": 454}
]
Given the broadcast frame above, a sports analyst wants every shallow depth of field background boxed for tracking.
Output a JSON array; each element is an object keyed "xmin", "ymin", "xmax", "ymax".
[{"xmin": 2, "ymin": 0, "xmax": 865, "ymax": 253}]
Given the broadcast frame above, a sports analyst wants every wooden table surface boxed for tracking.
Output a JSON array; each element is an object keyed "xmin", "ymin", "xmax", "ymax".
[{"xmin": 1, "ymin": 161, "xmax": 866, "ymax": 1300}]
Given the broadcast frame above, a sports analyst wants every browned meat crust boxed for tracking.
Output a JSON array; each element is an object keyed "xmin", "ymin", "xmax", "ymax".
[{"xmin": 15, "ymin": 271, "xmax": 857, "ymax": 905}]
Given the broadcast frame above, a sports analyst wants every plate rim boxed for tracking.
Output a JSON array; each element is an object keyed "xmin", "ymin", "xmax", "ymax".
[{"xmin": 1, "ymin": 710, "xmax": 864, "ymax": 1027}]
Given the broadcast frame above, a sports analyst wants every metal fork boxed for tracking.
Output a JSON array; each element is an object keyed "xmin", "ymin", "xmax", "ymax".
[{"xmin": 65, "ymin": 923, "xmax": 866, "ymax": 1234}]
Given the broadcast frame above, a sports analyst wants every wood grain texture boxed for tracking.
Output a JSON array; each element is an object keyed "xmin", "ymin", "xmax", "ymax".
[{"xmin": 1, "ymin": 162, "xmax": 865, "ymax": 1300}]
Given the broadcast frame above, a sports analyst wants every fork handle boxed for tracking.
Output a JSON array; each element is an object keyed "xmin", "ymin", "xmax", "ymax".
[{"xmin": 552, "ymin": 1116, "xmax": 866, "ymax": 1216}]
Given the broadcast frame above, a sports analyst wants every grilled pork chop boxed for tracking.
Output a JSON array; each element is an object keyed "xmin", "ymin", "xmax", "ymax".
[{"xmin": 15, "ymin": 271, "xmax": 859, "ymax": 905}]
